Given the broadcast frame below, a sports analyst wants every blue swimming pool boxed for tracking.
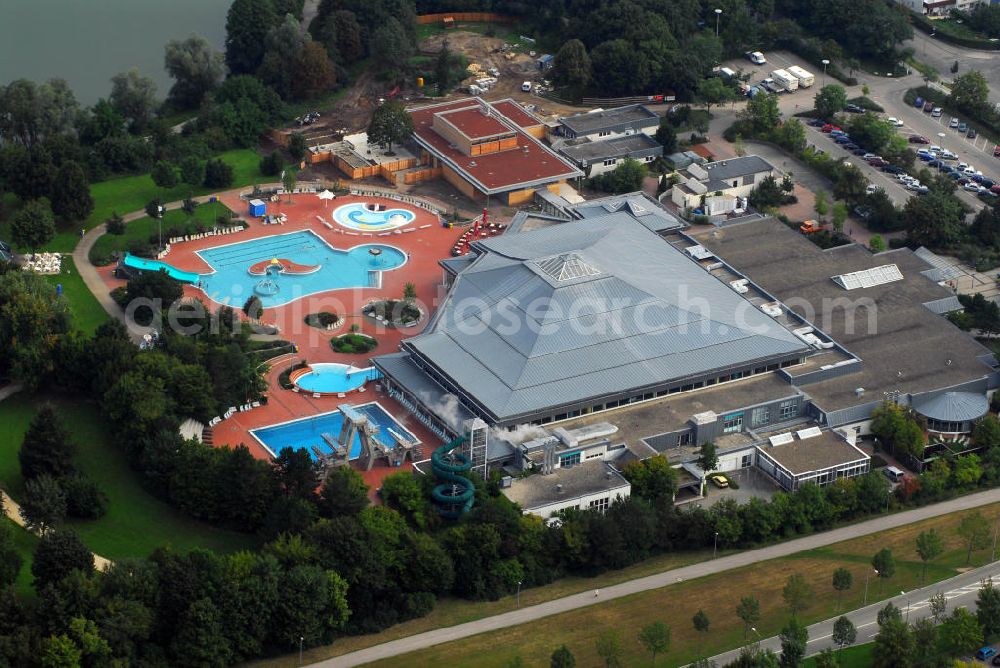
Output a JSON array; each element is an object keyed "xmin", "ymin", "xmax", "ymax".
[
  {"xmin": 332, "ymin": 202, "xmax": 416, "ymax": 231},
  {"xmin": 194, "ymin": 230, "xmax": 406, "ymax": 307},
  {"xmin": 293, "ymin": 363, "xmax": 379, "ymax": 394},
  {"xmin": 250, "ymin": 403, "xmax": 419, "ymax": 460}
]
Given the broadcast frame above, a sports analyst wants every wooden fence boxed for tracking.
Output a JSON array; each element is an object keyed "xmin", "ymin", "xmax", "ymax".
[{"xmin": 416, "ymin": 12, "xmax": 517, "ymax": 24}]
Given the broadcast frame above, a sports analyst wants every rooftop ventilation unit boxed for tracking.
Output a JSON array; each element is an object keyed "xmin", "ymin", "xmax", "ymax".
[
  {"xmin": 769, "ymin": 433, "xmax": 794, "ymax": 446},
  {"xmin": 796, "ymin": 426, "xmax": 823, "ymax": 440}
]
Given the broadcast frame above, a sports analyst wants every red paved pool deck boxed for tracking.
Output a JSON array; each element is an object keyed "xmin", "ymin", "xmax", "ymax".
[{"xmin": 96, "ymin": 192, "xmax": 487, "ymax": 491}]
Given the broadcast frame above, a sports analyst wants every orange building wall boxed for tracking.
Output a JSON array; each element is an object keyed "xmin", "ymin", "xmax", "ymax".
[
  {"xmin": 442, "ymin": 164, "xmax": 480, "ymax": 200},
  {"xmin": 506, "ymin": 188, "xmax": 536, "ymax": 205},
  {"xmin": 417, "ymin": 12, "xmax": 517, "ymax": 24}
]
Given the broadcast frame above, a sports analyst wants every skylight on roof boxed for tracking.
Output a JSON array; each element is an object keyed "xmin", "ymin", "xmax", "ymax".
[
  {"xmin": 534, "ymin": 253, "xmax": 602, "ymax": 282},
  {"xmin": 832, "ymin": 264, "xmax": 903, "ymax": 290}
]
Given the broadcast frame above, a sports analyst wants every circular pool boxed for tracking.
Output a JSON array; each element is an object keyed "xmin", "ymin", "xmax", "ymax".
[
  {"xmin": 333, "ymin": 202, "xmax": 416, "ymax": 231},
  {"xmin": 291, "ymin": 363, "xmax": 378, "ymax": 395}
]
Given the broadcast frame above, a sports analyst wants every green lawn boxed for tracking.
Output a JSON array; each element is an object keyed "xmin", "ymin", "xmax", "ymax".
[
  {"xmin": 932, "ymin": 18, "xmax": 980, "ymax": 40},
  {"xmin": 40, "ymin": 256, "xmax": 109, "ymax": 336},
  {"xmin": 3, "ymin": 517, "xmax": 38, "ymax": 598},
  {"xmin": 88, "ymin": 200, "xmax": 233, "ymax": 266},
  {"xmin": 0, "ymin": 148, "xmax": 265, "ymax": 254},
  {"xmin": 804, "ymin": 643, "xmax": 873, "ymax": 667},
  {"xmin": 0, "ymin": 393, "xmax": 255, "ymax": 560}
]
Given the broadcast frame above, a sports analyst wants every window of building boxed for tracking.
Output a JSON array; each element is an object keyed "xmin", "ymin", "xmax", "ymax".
[
  {"xmin": 741, "ymin": 453, "xmax": 753, "ymax": 468},
  {"xmin": 751, "ymin": 405, "xmax": 771, "ymax": 427},
  {"xmin": 560, "ymin": 452, "xmax": 581, "ymax": 468},
  {"xmin": 742, "ymin": 174, "xmax": 755, "ymax": 186},
  {"xmin": 597, "ymin": 130, "xmax": 611, "ymax": 137},
  {"xmin": 732, "ymin": 180, "xmax": 738, "ymax": 188},
  {"xmin": 589, "ymin": 497, "xmax": 610, "ymax": 512},
  {"xmin": 603, "ymin": 158, "xmax": 617, "ymax": 166},
  {"xmin": 644, "ymin": 155, "xmax": 654, "ymax": 161},
  {"xmin": 779, "ymin": 399, "xmax": 798, "ymax": 421},
  {"xmin": 679, "ymin": 433, "xmax": 691, "ymax": 446},
  {"xmin": 723, "ymin": 412, "xmax": 744, "ymax": 434},
  {"xmin": 586, "ymin": 451, "xmax": 603, "ymax": 460}
]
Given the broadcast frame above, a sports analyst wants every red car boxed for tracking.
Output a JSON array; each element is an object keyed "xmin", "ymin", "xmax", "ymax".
[
  {"xmin": 867, "ymin": 158, "xmax": 887, "ymax": 167},
  {"xmin": 994, "ymin": 146, "xmax": 1000, "ymax": 157},
  {"xmin": 821, "ymin": 124, "xmax": 840, "ymax": 133},
  {"xmin": 909, "ymin": 135, "xmax": 929, "ymax": 144},
  {"xmin": 991, "ymin": 185, "xmax": 1000, "ymax": 195}
]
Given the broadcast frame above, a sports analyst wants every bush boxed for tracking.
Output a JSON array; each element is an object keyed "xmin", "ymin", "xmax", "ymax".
[
  {"xmin": 331, "ymin": 333, "xmax": 377, "ymax": 354},
  {"xmin": 105, "ymin": 213, "xmax": 126, "ymax": 236},
  {"xmin": 278, "ymin": 361, "xmax": 308, "ymax": 389},
  {"xmin": 259, "ymin": 151, "xmax": 284, "ymax": 177},
  {"xmin": 304, "ymin": 311, "xmax": 339, "ymax": 328},
  {"xmin": 363, "ymin": 300, "xmax": 421, "ymax": 325},
  {"xmin": 203, "ymin": 158, "xmax": 234, "ymax": 188},
  {"xmin": 62, "ymin": 474, "xmax": 109, "ymax": 520}
]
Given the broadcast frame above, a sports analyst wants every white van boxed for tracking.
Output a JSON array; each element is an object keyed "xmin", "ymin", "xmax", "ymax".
[
  {"xmin": 883, "ymin": 466, "xmax": 905, "ymax": 483},
  {"xmin": 521, "ymin": 81, "xmax": 532, "ymax": 92},
  {"xmin": 746, "ymin": 51, "xmax": 767, "ymax": 65}
]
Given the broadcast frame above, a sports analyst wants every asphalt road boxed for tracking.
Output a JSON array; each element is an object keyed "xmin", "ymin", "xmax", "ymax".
[
  {"xmin": 905, "ymin": 29, "xmax": 1000, "ymax": 107},
  {"xmin": 708, "ymin": 560, "xmax": 1000, "ymax": 665},
  {"xmin": 309, "ymin": 488, "xmax": 1000, "ymax": 668}
]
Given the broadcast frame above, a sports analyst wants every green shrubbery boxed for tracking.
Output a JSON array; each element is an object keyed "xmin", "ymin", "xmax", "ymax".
[{"xmin": 330, "ymin": 333, "xmax": 377, "ymax": 354}]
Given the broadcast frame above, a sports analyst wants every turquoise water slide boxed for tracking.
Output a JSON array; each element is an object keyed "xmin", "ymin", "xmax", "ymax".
[
  {"xmin": 123, "ymin": 253, "xmax": 200, "ymax": 284},
  {"xmin": 431, "ymin": 436, "xmax": 474, "ymax": 518}
]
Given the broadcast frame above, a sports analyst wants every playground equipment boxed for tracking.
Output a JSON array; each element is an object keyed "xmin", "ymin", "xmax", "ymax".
[
  {"xmin": 431, "ymin": 436, "xmax": 475, "ymax": 518},
  {"xmin": 320, "ymin": 403, "xmax": 422, "ymax": 471}
]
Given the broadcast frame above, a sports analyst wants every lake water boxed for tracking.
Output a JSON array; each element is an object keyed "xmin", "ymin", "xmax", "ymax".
[{"xmin": 0, "ymin": 0, "xmax": 231, "ymax": 105}]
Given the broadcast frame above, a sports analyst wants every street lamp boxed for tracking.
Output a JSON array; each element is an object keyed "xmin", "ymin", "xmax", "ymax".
[
  {"xmin": 992, "ymin": 519, "xmax": 999, "ymax": 561},
  {"xmin": 902, "ymin": 591, "xmax": 910, "ymax": 621},
  {"xmin": 299, "ymin": 636, "xmax": 304, "ymax": 666},
  {"xmin": 714, "ymin": 531, "xmax": 719, "ymax": 559},
  {"xmin": 516, "ymin": 580, "xmax": 522, "ymax": 608},
  {"xmin": 715, "ymin": 8, "xmax": 723, "ymax": 38},
  {"xmin": 821, "ymin": 59, "xmax": 830, "ymax": 87},
  {"xmin": 865, "ymin": 569, "xmax": 879, "ymax": 606}
]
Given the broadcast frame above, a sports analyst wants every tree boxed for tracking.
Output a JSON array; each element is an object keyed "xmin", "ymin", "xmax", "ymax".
[
  {"xmin": 595, "ymin": 630, "xmax": 624, "ymax": 668},
  {"xmin": 655, "ymin": 118, "xmax": 677, "ymax": 154},
  {"xmin": 151, "ymin": 160, "xmax": 179, "ymax": 190},
  {"xmin": 256, "ymin": 14, "xmax": 308, "ymax": 101},
  {"xmin": 831, "ymin": 568, "xmax": 853, "ymax": 610},
  {"xmin": 814, "ymin": 649, "xmax": 838, "ymax": 668},
  {"xmin": 225, "ymin": 0, "xmax": 276, "ymax": 75},
  {"xmin": 19, "ymin": 404, "xmax": 76, "ymax": 480},
  {"xmin": 779, "ymin": 617, "xmax": 807, "ymax": 668},
  {"xmin": 871, "ymin": 549, "xmax": 895, "ymax": 592},
  {"xmin": 31, "ymin": 529, "xmax": 93, "ymax": 588},
  {"xmin": 319, "ymin": 467, "xmax": 370, "ymax": 517},
  {"xmin": 170, "ymin": 596, "xmax": 232, "ymax": 666},
  {"xmin": 977, "ymin": 414, "xmax": 1000, "ymax": 451},
  {"xmin": 957, "ymin": 512, "xmax": 990, "ymax": 565},
  {"xmin": 371, "ymin": 17, "xmax": 413, "ymax": 78},
  {"xmin": 697, "ymin": 441, "xmax": 719, "ymax": 474},
  {"xmin": 915, "ymin": 529, "xmax": 943, "ymax": 582},
  {"xmin": 977, "ymin": 579, "xmax": 1000, "ymax": 641},
  {"xmin": 288, "ymin": 132, "xmax": 307, "ymax": 162},
  {"xmin": 367, "ymin": 101, "xmax": 413, "ymax": 155},
  {"xmin": 742, "ymin": 93, "xmax": 781, "ymax": 133},
  {"xmin": 869, "ymin": 235, "xmax": 885, "ymax": 253},
  {"xmin": 40, "ymin": 634, "xmax": 82, "ymax": 668},
  {"xmin": 638, "ymin": 621, "xmax": 670, "ymax": 666},
  {"xmin": 814, "ymin": 191, "xmax": 829, "ymax": 218},
  {"xmin": 203, "ymin": 158, "xmax": 234, "ymax": 188},
  {"xmin": 949, "ymin": 71, "xmax": 990, "ymax": 116},
  {"xmin": 19, "ymin": 474, "xmax": 67, "ymax": 532},
  {"xmin": 693, "ymin": 608, "xmax": 711, "ymax": 642},
  {"xmin": 282, "ymin": 170, "xmax": 296, "ymax": 200},
  {"xmin": 873, "ymin": 615, "xmax": 912, "ymax": 668},
  {"xmin": 930, "ymin": 591, "xmax": 947, "ymax": 623},
  {"xmin": 551, "ymin": 645, "xmax": 577, "ymax": 667},
  {"xmin": 938, "ymin": 607, "xmax": 983, "ymax": 657},
  {"xmin": 164, "ymin": 34, "xmax": 225, "ymax": 109},
  {"xmin": 736, "ymin": 596, "xmax": 761, "ymax": 641},
  {"xmin": 552, "ymin": 39, "xmax": 591, "ymax": 90},
  {"xmin": 697, "ymin": 77, "xmax": 731, "ymax": 114},
  {"xmin": 434, "ymin": 40, "xmax": 456, "ymax": 95},
  {"xmin": 604, "ymin": 158, "xmax": 646, "ymax": 194},
  {"xmin": 109, "ymin": 68, "xmax": 158, "ymax": 132},
  {"xmin": 177, "ymin": 156, "xmax": 203, "ymax": 187},
  {"xmin": 833, "ymin": 615, "xmax": 857, "ymax": 649},
  {"xmin": 622, "ymin": 455, "xmax": 679, "ymax": 504},
  {"xmin": 831, "ymin": 202, "xmax": 848, "ymax": 234},
  {"xmin": 291, "ymin": 41, "xmax": 337, "ymax": 101},
  {"xmin": 10, "ymin": 198, "xmax": 55, "ymax": 252},
  {"xmin": 782, "ymin": 573, "xmax": 813, "ymax": 617},
  {"xmin": 50, "ymin": 161, "xmax": 93, "ymax": 222},
  {"xmin": 814, "ymin": 84, "xmax": 847, "ymax": 120},
  {"xmin": 0, "ymin": 507, "xmax": 23, "ymax": 587},
  {"xmin": 749, "ymin": 175, "xmax": 787, "ymax": 210},
  {"xmin": 403, "ymin": 282, "xmax": 417, "ymax": 303},
  {"xmin": 904, "ymin": 190, "xmax": 964, "ymax": 249}
]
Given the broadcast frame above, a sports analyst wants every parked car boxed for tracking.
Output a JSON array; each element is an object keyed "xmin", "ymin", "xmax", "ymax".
[
  {"xmin": 940, "ymin": 165, "xmax": 955, "ymax": 174},
  {"xmin": 710, "ymin": 474, "xmax": 730, "ymax": 489},
  {"xmin": 994, "ymin": 146, "xmax": 1000, "ymax": 157},
  {"xmin": 746, "ymin": 51, "xmax": 766, "ymax": 64},
  {"xmin": 991, "ymin": 185, "xmax": 1000, "ymax": 195},
  {"xmin": 835, "ymin": 136, "xmax": 852, "ymax": 144},
  {"xmin": 863, "ymin": 153, "xmax": 878, "ymax": 161},
  {"xmin": 949, "ymin": 117, "xmax": 960, "ymax": 128},
  {"xmin": 931, "ymin": 107, "xmax": 943, "ymax": 117},
  {"xmin": 866, "ymin": 184, "xmax": 880, "ymax": 195},
  {"xmin": 867, "ymin": 158, "xmax": 887, "ymax": 167},
  {"xmin": 914, "ymin": 96, "xmax": 925, "ymax": 108},
  {"xmin": 958, "ymin": 122, "xmax": 968, "ymax": 132},
  {"xmin": 807, "ymin": 118, "xmax": 825, "ymax": 127},
  {"xmin": 844, "ymin": 143, "xmax": 859, "ymax": 151},
  {"xmin": 968, "ymin": 128, "xmax": 978, "ymax": 139},
  {"xmin": 982, "ymin": 179, "xmax": 996, "ymax": 189},
  {"xmin": 924, "ymin": 101, "xmax": 935, "ymax": 112},
  {"xmin": 887, "ymin": 116, "xmax": 904, "ymax": 127},
  {"xmin": 909, "ymin": 135, "xmax": 930, "ymax": 144},
  {"xmin": 821, "ymin": 124, "xmax": 840, "ymax": 133},
  {"xmin": 845, "ymin": 103, "xmax": 865, "ymax": 113},
  {"xmin": 883, "ymin": 165, "xmax": 904, "ymax": 175},
  {"xmin": 852, "ymin": 147, "xmax": 867, "ymax": 156},
  {"xmin": 918, "ymin": 153, "xmax": 934, "ymax": 161},
  {"xmin": 948, "ymin": 172, "xmax": 962, "ymax": 180},
  {"xmin": 928, "ymin": 160, "xmax": 941, "ymax": 168},
  {"xmin": 940, "ymin": 150, "xmax": 958, "ymax": 160},
  {"xmin": 853, "ymin": 205, "xmax": 872, "ymax": 220},
  {"xmin": 975, "ymin": 647, "xmax": 996, "ymax": 661}
]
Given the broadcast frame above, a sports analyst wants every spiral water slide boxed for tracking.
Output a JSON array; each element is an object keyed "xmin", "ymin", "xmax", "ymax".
[{"xmin": 431, "ymin": 436, "xmax": 474, "ymax": 518}]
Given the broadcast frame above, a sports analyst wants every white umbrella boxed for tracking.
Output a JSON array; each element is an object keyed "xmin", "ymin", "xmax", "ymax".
[{"xmin": 317, "ymin": 189, "xmax": 335, "ymax": 200}]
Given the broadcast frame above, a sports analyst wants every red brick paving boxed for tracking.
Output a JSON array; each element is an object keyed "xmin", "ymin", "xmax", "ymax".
[{"xmin": 96, "ymin": 192, "xmax": 486, "ymax": 489}]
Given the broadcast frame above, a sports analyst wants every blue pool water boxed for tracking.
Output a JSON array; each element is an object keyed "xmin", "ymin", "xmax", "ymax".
[
  {"xmin": 294, "ymin": 363, "xmax": 379, "ymax": 394},
  {"xmin": 195, "ymin": 230, "xmax": 406, "ymax": 307},
  {"xmin": 332, "ymin": 202, "xmax": 416, "ymax": 231},
  {"xmin": 251, "ymin": 403, "xmax": 419, "ymax": 460}
]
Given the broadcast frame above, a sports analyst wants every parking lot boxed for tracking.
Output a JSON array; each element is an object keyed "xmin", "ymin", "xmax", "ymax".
[{"xmin": 689, "ymin": 466, "xmax": 780, "ymax": 509}]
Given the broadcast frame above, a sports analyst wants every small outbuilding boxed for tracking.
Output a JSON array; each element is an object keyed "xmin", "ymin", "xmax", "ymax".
[{"xmin": 248, "ymin": 199, "xmax": 267, "ymax": 217}]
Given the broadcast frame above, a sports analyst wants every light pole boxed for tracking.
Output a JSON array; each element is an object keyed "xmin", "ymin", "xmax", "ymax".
[
  {"xmin": 865, "ymin": 569, "xmax": 879, "ymax": 605},
  {"xmin": 992, "ymin": 519, "xmax": 999, "ymax": 561},
  {"xmin": 714, "ymin": 531, "xmax": 719, "ymax": 559},
  {"xmin": 750, "ymin": 627, "xmax": 761, "ymax": 651},
  {"xmin": 299, "ymin": 636, "xmax": 304, "ymax": 666},
  {"xmin": 821, "ymin": 59, "xmax": 830, "ymax": 87},
  {"xmin": 715, "ymin": 8, "xmax": 722, "ymax": 38},
  {"xmin": 516, "ymin": 580, "xmax": 522, "ymax": 608},
  {"xmin": 902, "ymin": 591, "xmax": 910, "ymax": 621},
  {"xmin": 938, "ymin": 132, "xmax": 947, "ymax": 158},
  {"xmin": 885, "ymin": 489, "xmax": 891, "ymax": 514}
]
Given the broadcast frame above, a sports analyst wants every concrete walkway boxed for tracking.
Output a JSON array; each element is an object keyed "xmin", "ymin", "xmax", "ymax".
[
  {"xmin": 310, "ymin": 487, "xmax": 1000, "ymax": 667},
  {"xmin": 0, "ymin": 384, "xmax": 111, "ymax": 572}
]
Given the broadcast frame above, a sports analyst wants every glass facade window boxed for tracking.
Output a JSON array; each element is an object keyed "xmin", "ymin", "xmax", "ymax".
[
  {"xmin": 723, "ymin": 412, "xmax": 744, "ymax": 434},
  {"xmin": 779, "ymin": 399, "xmax": 798, "ymax": 421},
  {"xmin": 589, "ymin": 497, "xmax": 610, "ymax": 512},
  {"xmin": 751, "ymin": 406, "xmax": 771, "ymax": 428},
  {"xmin": 927, "ymin": 418, "xmax": 964, "ymax": 433},
  {"xmin": 560, "ymin": 452, "xmax": 581, "ymax": 468}
]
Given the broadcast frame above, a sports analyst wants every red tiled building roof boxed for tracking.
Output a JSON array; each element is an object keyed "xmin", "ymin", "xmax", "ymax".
[
  {"xmin": 490, "ymin": 99, "xmax": 544, "ymax": 129},
  {"xmin": 410, "ymin": 98, "xmax": 581, "ymax": 195},
  {"xmin": 437, "ymin": 106, "xmax": 512, "ymax": 139}
]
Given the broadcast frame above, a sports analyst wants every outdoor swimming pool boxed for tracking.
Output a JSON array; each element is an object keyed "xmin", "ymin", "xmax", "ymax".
[
  {"xmin": 293, "ymin": 363, "xmax": 379, "ymax": 394},
  {"xmin": 332, "ymin": 202, "xmax": 416, "ymax": 231},
  {"xmin": 250, "ymin": 402, "xmax": 419, "ymax": 460},
  {"xmin": 194, "ymin": 230, "xmax": 406, "ymax": 307}
]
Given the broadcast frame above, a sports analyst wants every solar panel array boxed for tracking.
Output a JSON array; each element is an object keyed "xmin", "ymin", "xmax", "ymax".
[{"xmin": 832, "ymin": 264, "xmax": 903, "ymax": 290}]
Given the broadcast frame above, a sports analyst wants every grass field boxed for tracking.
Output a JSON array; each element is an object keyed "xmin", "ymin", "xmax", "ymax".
[
  {"xmin": 0, "ymin": 393, "xmax": 255, "ymax": 561},
  {"xmin": 804, "ymin": 643, "xmax": 874, "ymax": 667},
  {"xmin": 269, "ymin": 502, "xmax": 1000, "ymax": 668},
  {"xmin": 88, "ymin": 200, "xmax": 233, "ymax": 266},
  {"xmin": 39, "ymin": 256, "xmax": 109, "ymax": 336},
  {"xmin": 0, "ymin": 148, "xmax": 264, "ymax": 254}
]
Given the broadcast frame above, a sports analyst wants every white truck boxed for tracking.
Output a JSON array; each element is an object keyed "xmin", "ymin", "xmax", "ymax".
[
  {"xmin": 770, "ymin": 69, "xmax": 799, "ymax": 93},
  {"xmin": 786, "ymin": 65, "xmax": 815, "ymax": 88}
]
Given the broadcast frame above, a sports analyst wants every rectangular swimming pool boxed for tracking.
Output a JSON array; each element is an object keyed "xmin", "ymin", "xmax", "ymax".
[{"xmin": 250, "ymin": 402, "xmax": 419, "ymax": 460}]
